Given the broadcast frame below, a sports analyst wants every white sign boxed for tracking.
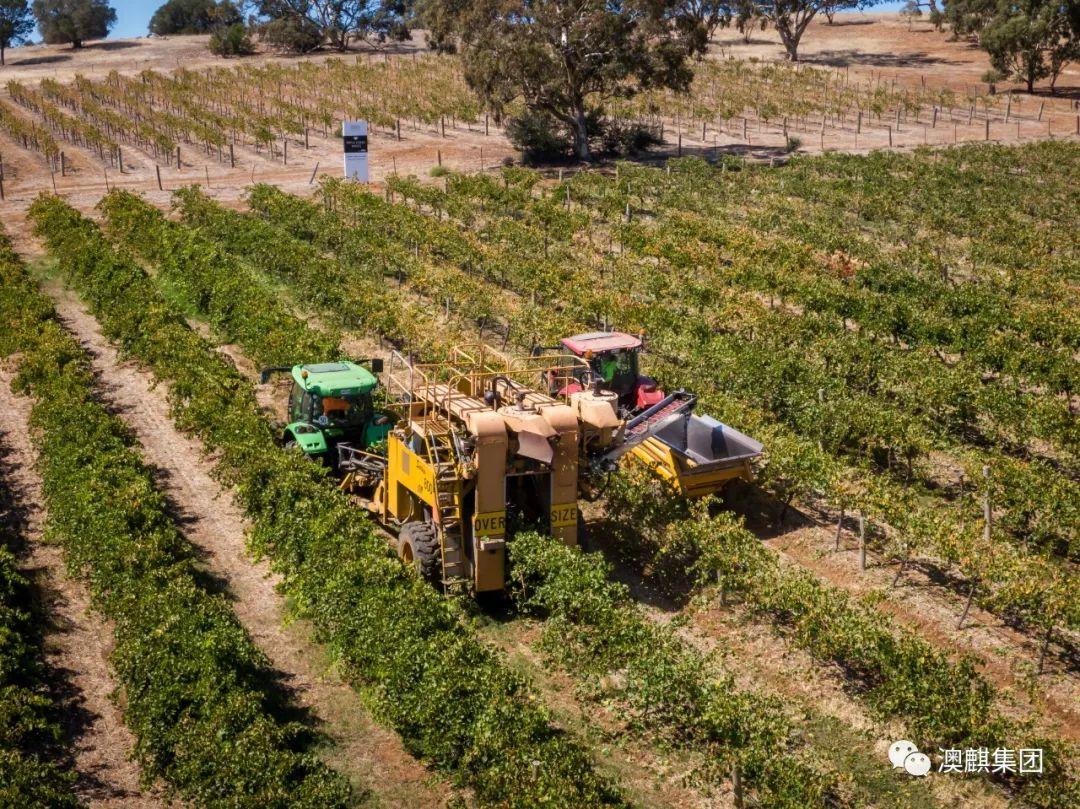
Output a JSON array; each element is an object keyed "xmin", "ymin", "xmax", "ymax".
[{"xmin": 342, "ymin": 120, "xmax": 369, "ymax": 182}]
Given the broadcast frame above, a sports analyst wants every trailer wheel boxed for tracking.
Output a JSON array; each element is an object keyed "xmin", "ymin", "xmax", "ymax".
[{"xmin": 398, "ymin": 521, "xmax": 441, "ymax": 585}]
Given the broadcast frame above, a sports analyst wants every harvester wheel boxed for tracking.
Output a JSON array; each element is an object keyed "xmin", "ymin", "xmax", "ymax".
[{"xmin": 398, "ymin": 521, "xmax": 441, "ymax": 584}]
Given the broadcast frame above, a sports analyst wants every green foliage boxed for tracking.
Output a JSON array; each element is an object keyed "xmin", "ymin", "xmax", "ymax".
[
  {"xmin": 34, "ymin": 193, "xmax": 623, "ymax": 809},
  {"xmin": 508, "ymin": 531, "xmax": 839, "ymax": 807},
  {"xmin": 257, "ymin": 0, "xmax": 411, "ymax": 52},
  {"xmin": 208, "ymin": 22, "xmax": 253, "ymax": 57},
  {"xmin": 99, "ymin": 189, "xmax": 337, "ymax": 368},
  {"xmin": 980, "ymin": 0, "xmax": 1080, "ymax": 91},
  {"xmin": 427, "ymin": 0, "xmax": 697, "ymax": 159},
  {"xmin": 599, "ymin": 471, "xmax": 1077, "ymax": 803},
  {"xmin": 256, "ymin": 14, "xmax": 322, "ymax": 53},
  {"xmin": 0, "ymin": 240, "xmax": 79, "ymax": 807},
  {"xmin": 0, "ymin": 0, "xmax": 34, "ymax": 66},
  {"xmin": 149, "ymin": 0, "xmax": 240, "ymax": 35},
  {"xmin": 2, "ymin": 220, "xmax": 350, "ymax": 808},
  {"xmin": 31, "ymin": 0, "xmax": 115, "ymax": 47}
]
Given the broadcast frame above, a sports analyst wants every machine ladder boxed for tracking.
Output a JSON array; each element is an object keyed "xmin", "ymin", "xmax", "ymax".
[{"xmin": 425, "ymin": 431, "xmax": 469, "ymax": 593}]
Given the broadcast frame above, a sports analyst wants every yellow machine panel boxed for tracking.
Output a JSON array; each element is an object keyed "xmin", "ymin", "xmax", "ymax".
[
  {"xmin": 473, "ymin": 510, "xmax": 506, "ymax": 537},
  {"xmin": 629, "ymin": 437, "xmax": 754, "ymax": 498},
  {"xmin": 386, "ymin": 433, "xmax": 438, "ymax": 519}
]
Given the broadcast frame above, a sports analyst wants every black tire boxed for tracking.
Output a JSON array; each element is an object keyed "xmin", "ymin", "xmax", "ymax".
[{"xmin": 398, "ymin": 521, "xmax": 441, "ymax": 585}]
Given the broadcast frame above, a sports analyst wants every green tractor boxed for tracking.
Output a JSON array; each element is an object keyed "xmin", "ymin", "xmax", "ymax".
[{"xmin": 260, "ymin": 360, "xmax": 393, "ymax": 469}]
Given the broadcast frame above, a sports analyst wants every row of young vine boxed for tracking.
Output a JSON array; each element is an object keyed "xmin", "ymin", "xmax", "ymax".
[
  {"xmin": 28, "ymin": 192, "xmax": 624, "ymax": 808},
  {"xmin": 0, "ymin": 234, "xmax": 79, "ymax": 806},
  {"xmin": 0, "ymin": 226, "xmax": 352, "ymax": 807},
  {"xmin": 163, "ymin": 185, "xmax": 1077, "ymax": 806}
]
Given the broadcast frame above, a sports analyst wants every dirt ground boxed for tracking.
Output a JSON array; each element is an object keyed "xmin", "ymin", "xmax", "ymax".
[
  {"xmin": 2, "ymin": 15, "xmax": 1078, "ymax": 251},
  {"xmin": 45, "ymin": 285, "xmax": 458, "ymax": 808},
  {"xmin": 0, "ymin": 366, "xmax": 162, "ymax": 808}
]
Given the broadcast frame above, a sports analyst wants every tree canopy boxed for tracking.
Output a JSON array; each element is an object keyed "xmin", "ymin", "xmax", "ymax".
[
  {"xmin": 742, "ymin": 0, "xmax": 885, "ymax": 61},
  {"xmin": 32, "ymin": 0, "xmax": 116, "ymax": 47},
  {"xmin": 0, "ymin": 0, "xmax": 34, "ymax": 65},
  {"xmin": 257, "ymin": 0, "xmax": 410, "ymax": 51},
  {"xmin": 424, "ymin": 0, "xmax": 699, "ymax": 161},
  {"xmin": 149, "ymin": 0, "xmax": 241, "ymax": 35},
  {"xmin": 944, "ymin": 0, "xmax": 1080, "ymax": 91}
]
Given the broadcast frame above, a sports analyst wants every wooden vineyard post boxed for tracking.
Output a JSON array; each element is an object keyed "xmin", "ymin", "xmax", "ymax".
[
  {"xmin": 305, "ymin": 128, "xmax": 309, "ymax": 148},
  {"xmin": 60, "ymin": 152, "xmax": 66, "ymax": 177},
  {"xmin": 732, "ymin": 764, "xmax": 743, "ymax": 809},
  {"xmin": 932, "ymin": 107, "xmax": 938, "ymax": 128},
  {"xmin": 485, "ymin": 113, "xmax": 489, "ymax": 136},
  {"xmin": 283, "ymin": 140, "xmax": 288, "ymax": 165},
  {"xmin": 958, "ymin": 579, "xmax": 978, "ymax": 629},
  {"xmin": 156, "ymin": 164, "xmax": 163, "ymax": 191},
  {"xmin": 985, "ymin": 118, "xmax": 990, "ymax": 141},
  {"xmin": 436, "ymin": 149, "xmax": 442, "ymax": 167},
  {"xmin": 743, "ymin": 117, "xmax": 748, "ymax": 142},
  {"xmin": 857, "ymin": 110, "xmax": 863, "ymax": 133},
  {"xmin": 50, "ymin": 168, "xmax": 57, "ymax": 194},
  {"xmin": 835, "ymin": 507, "xmax": 844, "ymax": 551},
  {"xmin": 176, "ymin": 146, "xmax": 181, "ymax": 169},
  {"xmin": 892, "ymin": 552, "xmax": 908, "ymax": 587},
  {"xmin": 1037, "ymin": 101, "xmax": 1045, "ymax": 121},
  {"xmin": 888, "ymin": 125, "xmax": 893, "ymax": 147},
  {"xmin": 479, "ymin": 147, "xmax": 483, "ymax": 172},
  {"xmin": 677, "ymin": 133, "xmax": 682, "ymax": 156},
  {"xmin": 1038, "ymin": 626, "xmax": 1053, "ymax": 675},
  {"xmin": 230, "ymin": 144, "xmax": 235, "ymax": 168},
  {"xmin": 396, "ymin": 119, "xmax": 401, "ymax": 141},
  {"xmin": 205, "ymin": 166, "xmax": 210, "ymax": 187},
  {"xmin": 859, "ymin": 513, "xmax": 867, "ymax": 570},
  {"xmin": 0, "ymin": 153, "xmax": 4, "ymax": 201},
  {"xmin": 117, "ymin": 147, "xmax": 124, "ymax": 174}
]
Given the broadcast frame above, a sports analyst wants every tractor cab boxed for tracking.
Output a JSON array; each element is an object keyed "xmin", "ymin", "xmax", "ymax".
[
  {"xmin": 263, "ymin": 360, "xmax": 392, "ymax": 464},
  {"xmin": 559, "ymin": 332, "xmax": 665, "ymax": 414}
]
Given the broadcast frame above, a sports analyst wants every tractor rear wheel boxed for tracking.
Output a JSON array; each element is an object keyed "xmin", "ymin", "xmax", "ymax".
[{"xmin": 398, "ymin": 521, "xmax": 441, "ymax": 585}]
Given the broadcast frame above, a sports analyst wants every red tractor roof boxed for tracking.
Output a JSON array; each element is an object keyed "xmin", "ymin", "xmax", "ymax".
[{"xmin": 561, "ymin": 331, "xmax": 642, "ymax": 355}]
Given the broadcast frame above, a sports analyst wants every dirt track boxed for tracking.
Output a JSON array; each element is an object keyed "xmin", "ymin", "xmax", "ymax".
[
  {"xmin": 46, "ymin": 286, "xmax": 457, "ymax": 808},
  {"xmin": 0, "ymin": 366, "xmax": 161, "ymax": 808}
]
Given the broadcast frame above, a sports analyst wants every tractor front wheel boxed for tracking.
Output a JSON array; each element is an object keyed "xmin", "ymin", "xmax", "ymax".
[{"xmin": 398, "ymin": 521, "xmax": 441, "ymax": 585}]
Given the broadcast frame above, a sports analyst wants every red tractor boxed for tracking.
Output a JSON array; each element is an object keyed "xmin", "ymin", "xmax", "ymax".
[
  {"xmin": 534, "ymin": 331, "xmax": 764, "ymax": 497},
  {"xmin": 550, "ymin": 331, "xmax": 665, "ymax": 415}
]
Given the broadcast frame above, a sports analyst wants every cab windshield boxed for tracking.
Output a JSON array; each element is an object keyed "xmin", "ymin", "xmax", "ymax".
[
  {"xmin": 314, "ymin": 393, "xmax": 372, "ymax": 427},
  {"xmin": 591, "ymin": 349, "xmax": 638, "ymax": 397}
]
